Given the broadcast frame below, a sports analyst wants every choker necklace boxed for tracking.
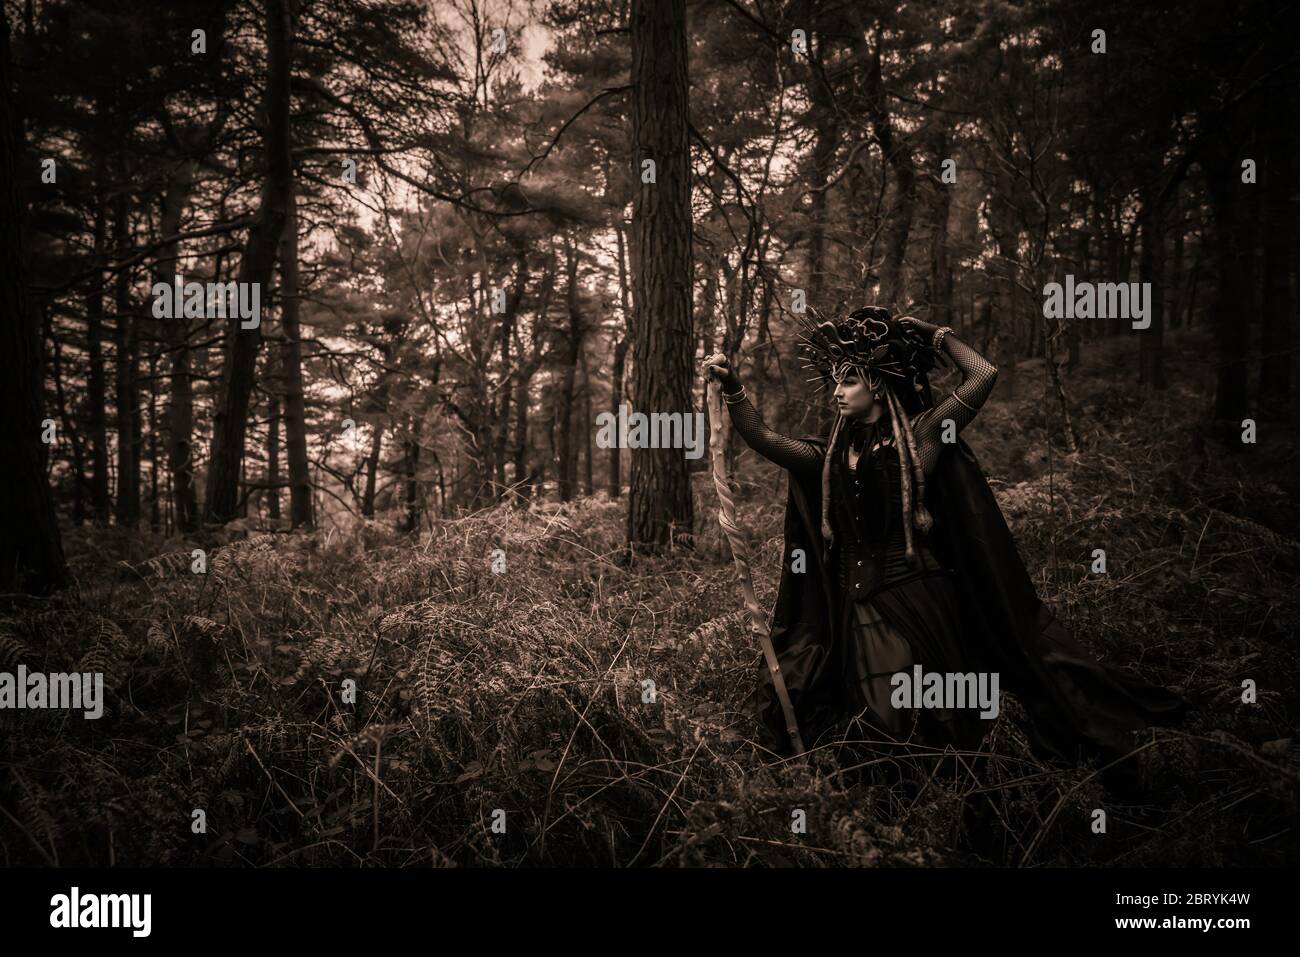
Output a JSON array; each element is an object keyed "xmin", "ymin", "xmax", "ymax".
[
  {"xmin": 845, "ymin": 417, "xmax": 892, "ymax": 458},
  {"xmin": 846, "ymin": 418, "xmax": 879, "ymax": 455}
]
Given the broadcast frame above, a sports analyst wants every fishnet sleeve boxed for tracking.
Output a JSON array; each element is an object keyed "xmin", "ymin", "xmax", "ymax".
[
  {"xmin": 912, "ymin": 333, "xmax": 998, "ymax": 473},
  {"xmin": 722, "ymin": 389, "xmax": 824, "ymax": 475}
]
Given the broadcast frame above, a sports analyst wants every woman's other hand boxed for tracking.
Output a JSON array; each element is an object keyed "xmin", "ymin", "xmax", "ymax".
[
  {"xmin": 703, "ymin": 353, "xmax": 742, "ymax": 392},
  {"xmin": 897, "ymin": 315, "xmax": 940, "ymax": 338}
]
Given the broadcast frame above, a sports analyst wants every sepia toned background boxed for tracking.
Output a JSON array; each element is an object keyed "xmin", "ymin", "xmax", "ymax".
[{"xmin": 1, "ymin": 0, "xmax": 1297, "ymax": 868}]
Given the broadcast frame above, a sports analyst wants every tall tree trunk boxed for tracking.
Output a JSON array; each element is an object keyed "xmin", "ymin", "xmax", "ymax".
[
  {"xmin": 1104, "ymin": 204, "xmax": 1121, "ymax": 336},
  {"xmin": 696, "ymin": 254, "xmax": 718, "ymax": 358},
  {"xmin": 864, "ymin": 25, "xmax": 916, "ymax": 309},
  {"xmin": 157, "ymin": 158, "xmax": 199, "ymax": 532},
  {"xmin": 266, "ymin": 393, "xmax": 281, "ymax": 520},
  {"xmin": 1069, "ymin": 222, "xmax": 1087, "ymax": 370},
  {"xmin": 557, "ymin": 236, "xmax": 582, "ymax": 502},
  {"xmin": 988, "ymin": 197, "xmax": 1020, "ymax": 400},
  {"xmin": 403, "ymin": 419, "xmax": 420, "ymax": 533},
  {"xmin": 361, "ymin": 423, "xmax": 382, "ymax": 517},
  {"xmin": 493, "ymin": 251, "xmax": 528, "ymax": 498},
  {"xmin": 1043, "ymin": 259, "xmax": 1080, "ymax": 453},
  {"xmin": 581, "ymin": 345, "xmax": 593, "ymax": 495},
  {"xmin": 804, "ymin": 41, "xmax": 837, "ymax": 315},
  {"xmin": 278, "ymin": 184, "xmax": 312, "ymax": 527},
  {"xmin": 205, "ymin": 0, "xmax": 293, "ymax": 523},
  {"xmin": 628, "ymin": 0, "xmax": 694, "ymax": 551},
  {"xmin": 927, "ymin": 132, "xmax": 953, "ymax": 325},
  {"xmin": 607, "ymin": 336, "xmax": 627, "ymax": 498},
  {"xmin": 112, "ymin": 164, "xmax": 141, "ymax": 527},
  {"xmin": 1137, "ymin": 189, "xmax": 1168, "ymax": 389},
  {"xmin": 1205, "ymin": 142, "xmax": 1252, "ymax": 424},
  {"xmin": 804, "ymin": 40, "xmax": 838, "ymax": 435},
  {"xmin": 1260, "ymin": 84, "xmax": 1294, "ymax": 401},
  {"xmin": 1169, "ymin": 220, "xmax": 1184, "ymax": 331},
  {"xmin": 50, "ymin": 338, "xmax": 86, "ymax": 526},
  {"xmin": 0, "ymin": 13, "xmax": 67, "ymax": 594},
  {"xmin": 512, "ymin": 370, "xmax": 532, "ymax": 498},
  {"xmin": 1185, "ymin": 229, "xmax": 1204, "ymax": 330},
  {"xmin": 609, "ymin": 225, "xmax": 632, "ymax": 498},
  {"xmin": 1114, "ymin": 218, "xmax": 1137, "ymax": 337},
  {"xmin": 86, "ymin": 183, "xmax": 110, "ymax": 521},
  {"xmin": 148, "ymin": 351, "xmax": 161, "ymax": 530}
]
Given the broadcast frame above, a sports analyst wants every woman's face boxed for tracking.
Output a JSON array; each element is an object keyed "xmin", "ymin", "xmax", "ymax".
[{"xmin": 833, "ymin": 369, "xmax": 876, "ymax": 419}]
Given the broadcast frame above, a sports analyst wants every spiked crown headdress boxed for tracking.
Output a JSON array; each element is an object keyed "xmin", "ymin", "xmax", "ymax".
[{"xmin": 796, "ymin": 305, "xmax": 939, "ymax": 405}]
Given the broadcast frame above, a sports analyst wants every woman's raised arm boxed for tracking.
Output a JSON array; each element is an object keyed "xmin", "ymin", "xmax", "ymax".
[
  {"xmin": 897, "ymin": 322, "xmax": 999, "ymax": 473},
  {"xmin": 704, "ymin": 354, "xmax": 823, "ymax": 475},
  {"xmin": 929, "ymin": 332, "xmax": 999, "ymax": 430}
]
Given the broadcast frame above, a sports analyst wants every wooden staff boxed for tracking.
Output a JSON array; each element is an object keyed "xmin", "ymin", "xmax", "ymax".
[{"xmin": 704, "ymin": 376, "xmax": 805, "ymax": 755}]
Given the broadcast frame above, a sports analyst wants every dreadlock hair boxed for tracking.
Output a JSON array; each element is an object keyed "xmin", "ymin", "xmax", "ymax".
[
  {"xmin": 820, "ymin": 409, "xmax": 846, "ymax": 547},
  {"xmin": 817, "ymin": 355, "xmax": 936, "ymax": 567},
  {"xmin": 883, "ymin": 385, "xmax": 933, "ymax": 563}
]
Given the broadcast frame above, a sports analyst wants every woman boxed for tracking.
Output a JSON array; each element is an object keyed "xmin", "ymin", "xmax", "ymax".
[{"xmin": 704, "ymin": 306, "xmax": 1186, "ymax": 771}]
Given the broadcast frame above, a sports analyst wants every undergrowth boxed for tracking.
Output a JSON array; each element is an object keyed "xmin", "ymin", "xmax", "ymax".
[{"xmin": 2, "ymin": 329, "xmax": 1297, "ymax": 866}]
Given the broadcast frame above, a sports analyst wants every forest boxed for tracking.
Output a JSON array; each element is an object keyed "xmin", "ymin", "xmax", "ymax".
[{"xmin": 1, "ymin": 0, "xmax": 1298, "ymax": 868}]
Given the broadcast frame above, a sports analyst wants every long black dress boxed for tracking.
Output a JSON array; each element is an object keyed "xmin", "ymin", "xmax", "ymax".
[
  {"xmin": 830, "ymin": 418, "xmax": 988, "ymax": 753},
  {"xmin": 723, "ymin": 400, "xmax": 1188, "ymax": 764}
]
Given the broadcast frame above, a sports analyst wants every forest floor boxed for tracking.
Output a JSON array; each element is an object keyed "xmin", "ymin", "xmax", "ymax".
[{"xmin": 3, "ymin": 328, "xmax": 1299, "ymax": 867}]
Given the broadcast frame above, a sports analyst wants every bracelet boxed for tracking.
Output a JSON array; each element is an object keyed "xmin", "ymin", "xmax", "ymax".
[
  {"xmin": 931, "ymin": 326, "xmax": 954, "ymax": 352},
  {"xmin": 722, "ymin": 384, "xmax": 748, "ymax": 404}
]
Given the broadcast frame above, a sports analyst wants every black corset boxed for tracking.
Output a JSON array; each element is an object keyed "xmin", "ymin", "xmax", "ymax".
[{"xmin": 829, "ymin": 424, "xmax": 944, "ymax": 597}]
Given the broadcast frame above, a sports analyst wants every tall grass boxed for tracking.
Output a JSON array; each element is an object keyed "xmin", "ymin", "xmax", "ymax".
[{"xmin": 2, "ymin": 330, "xmax": 1297, "ymax": 866}]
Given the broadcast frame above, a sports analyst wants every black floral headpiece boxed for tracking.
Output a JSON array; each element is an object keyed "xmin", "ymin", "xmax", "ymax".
[{"xmin": 796, "ymin": 305, "xmax": 939, "ymax": 396}]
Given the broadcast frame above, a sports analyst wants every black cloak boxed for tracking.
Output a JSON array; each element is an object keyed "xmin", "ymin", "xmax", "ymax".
[{"xmin": 749, "ymin": 432, "xmax": 1188, "ymax": 763}]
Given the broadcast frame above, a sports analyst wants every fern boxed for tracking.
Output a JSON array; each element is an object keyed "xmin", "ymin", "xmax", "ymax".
[
  {"xmin": 145, "ymin": 619, "xmax": 173, "ymax": 655},
  {"xmin": 13, "ymin": 771, "xmax": 61, "ymax": 863},
  {"xmin": 78, "ymin": 617, "xmax": 131, "ymax": 690},
  {"xmin": 141, "ymin": 549, "xmax": 194, "ymax": 578},
  {"xmin": 210, "ymin": 534, "xmax": 285, "ymax": 580},
  {"xmin": 685, "ymin": 611, "xmax": 746, "ymax": 645},
  {"xmin": 327, "ymin": 723, "xmax": 397, "ymax": 768},
  {"xmin": 0, "ymin": 631, "xmax": 29, "ymax": 672},
  {"xmin": 183, "ymin": 616, "xmax": 226, "ymax": 638},
  {"xmin": 1209, "ymin": 508, "xmax": 1300, "ymax": 553}
]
